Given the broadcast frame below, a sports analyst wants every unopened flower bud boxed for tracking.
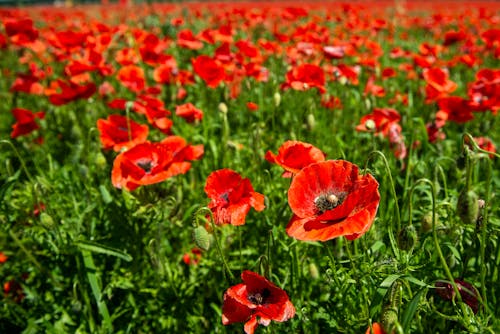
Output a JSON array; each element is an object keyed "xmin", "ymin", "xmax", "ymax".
[
  {"xmin": 218, "ymin": 102, "xmax": 228, "ymax": 114},
  {"xmin": 435, "ymin": 279, "xmax": 479, "ymax": 314},
  {"xmin": 95, "ymin": 152, "xmax": 107, "ymax": 169},
  {"xmin": 457, "ymin": 190, "xmax": 479, "ymax": 225},
  {"xmin": 381, "ymin": 307, "xmax": 399, "ymax": 334},
  {"xmin": 306, "ymin": 114, "xmax": 316, "ymax": 131},
  {"xmin": 192, "ymin": 225, "xmax": 211, "ymax": 251},
  {"xmin": 309, "ymin": 262, "xmax": 319, "ymax": 280},
  {"xmin": 40, "ymin": 212, "xmax": 55, "ymax": 229},
  {"xmin": 274, "ymin": 92, "xmax": 281, "ymax": 107},
  {"xmin": 397, "ymin": 225, "xmax": 418, "ymax": 251}
]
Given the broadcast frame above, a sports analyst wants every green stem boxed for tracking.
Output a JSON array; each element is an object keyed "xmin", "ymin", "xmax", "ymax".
[
  {"xmin": 413, "ymin": 178, "xmax": 473, "ymax": 326},
  {"xmin": 364, "ymin": 150, "xmax": 401, "ymax": 260},
  {"xmin": 323, "ymin": 242, "xmax": 341, "ymax": 286},
  {"xmin": 196, "ymin": 207, "xmax": 235, "ymax": 282},
  {"xmin": 478, "ymin": 157, "xmax": 492, "ymax": 312},
  {"xmin": 0, "ymin": 140, "xmax": 34, "ymax": 182}
]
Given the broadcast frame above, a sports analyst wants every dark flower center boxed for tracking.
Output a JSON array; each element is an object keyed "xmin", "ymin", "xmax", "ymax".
[
  {"xmin": 137, "ymin": 160, "xmax": 154, "ymax": 173},
  {"xmin": 247, "ymin": 288, "xmax": 270, "ymax": 305},
  {"xmin": 314, "ymin": 193, "xmax": 345, "ymax": 213}
]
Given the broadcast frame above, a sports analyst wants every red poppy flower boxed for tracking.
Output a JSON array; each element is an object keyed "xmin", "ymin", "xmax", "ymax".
[
  {"xmin": 204, "ymin": 169, "xmax": 265, "ymax": 226},
  {"xmin": 177, "ymin": 29, "xmax": 204, "ymax": 50},
  {"xmin": 436, "ymin": 96, "xmax": 474, "ymax": 125},
  {"xmin": 366, "ymin": 322, "xmax": 386, "ymax": 334},
  {"xmin": 470, "ymin": 137, "xmax": 496, "ymax": 158},
  {"xmin": 356, "ymin": 108, "xmax": 401, "ymax": 137},
  {"xmin": 97, "ymin": 115, "xmax": 149, "ymax": 152},
  {"xmin": 192, "ymin": 55, "xmax": 225, "ymax": 88},
  {"xmin": 265, "ymin": 140, "xmax": 326, "ymax": 177},
  {"xmin": 423, "ymin": 67, "xmax": 457, "ymax": 103},
  {"xmin": 182, "ymin": 248, "xmax": 202, "ymax": 266},
  {"xmin": 282, "ymin": 63, "xmax": 326, "ymax": 93},
  {"xmin": 286, "ymin": 160, "xmax": 380, "ymax": 241},
  {"xmin": 0, "ymin": 252, "xmax": 8, "ymax": 264},
  {"xmin": 3, "ymin": 18, "xmax": 38, "ymax": 46},
  {"xmin": 45, "ymin": 79, "xmax": 96, "ymax": 106},
  {"xmin": 3, "ymin": 279, "xmax": 25, "ymax": 303},
  {"xmin": 435, "ymin": 279, "xmax": 479, "ymax": 314},
  {"xmin": 175, "ymin": 103, "xmax": 203, "ymax": 123},
  {"xmin": 111, "ymin": 137, "xmax": 203, "ymax": 191},
  {"xmin": 467, "ymin": 68, "xmax": 500, "ymax": 113},
  {"xmin": 133, "ymin": 95, "xmax": 173, "ymax": 134},
  {"xmin": 246, "ymin": 102, "xmax": 259, "ymax": 112},
  {"xmin": 222, "ymin": 270, "xmax": 295, "ymax": 334},
  {"xmin": 11, "ymin": 108, "xmax": 45, "ymax": 138},
  {"xmin": 116, "ymin": 65, "xmax": 146, "ymax": 93}
]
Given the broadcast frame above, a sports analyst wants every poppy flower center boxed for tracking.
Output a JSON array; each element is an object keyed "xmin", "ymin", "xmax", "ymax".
[
  {"xmin": 247, "ymin": 288, "xmax": 270, "ymax": 305},
  {"xmin": 314, "ymin": 193, "xmax": 345, "ymax": 213},
  {"xmin": 136, "ymin": 160, "xmax": 154, "ymax": 173}
]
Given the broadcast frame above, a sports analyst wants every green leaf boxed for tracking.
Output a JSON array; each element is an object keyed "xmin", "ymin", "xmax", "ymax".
[
  {"xmin": 401, "ymin": 288, "xmax": 427, "ymax": 332},
  {"xmin": 75, "ymin": 240, "xmax": 133, "ymax": 262}
]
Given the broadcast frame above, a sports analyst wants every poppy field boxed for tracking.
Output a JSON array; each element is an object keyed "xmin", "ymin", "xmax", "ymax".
[{"xmin": 1, "ymin": 1, "xmax": 500, "ymax": 333}]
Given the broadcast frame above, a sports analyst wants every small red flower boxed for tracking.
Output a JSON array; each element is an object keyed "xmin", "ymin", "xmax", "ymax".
[
  {"xmin": 177, "ymin": 29, "xmax": 204, "ymax": 50},
  {"xmin": 265, "ymin": 140, "xmax": 326, "ymax": 177},
  {"xmin": 175, "ymin": 103, "xmax": 203, "ymax": 123},
  {"xmin": 0, "ymin": 252, "xmax": 8, "ymax": 264},
  {"xmin": 286, "ymin": 160, "xmax": 380, "ymax": 241},
  {"xmin": 222, "ymin": 270, "xmax": 295, "ymax": 334},
  {"xmin": 45, "ymin": 79, "xmax": 96, "ymax": 106},
  {"xmin": 356, "ymin": 108, "xmax": 401, "ymax": 137},
  {"xmin": 97, "ymin": 115, "xmax": 149, "ymax": 152},
  {"xmin": 11, "ymin": 108, "xmax": 45, "ymax": 138},
  {"xmin": 116, "ymin": 65, "xmax": 146, "ymax": 93},
  {"xmin": 282, "ymin": 63, "xmax": 326, "ymax": 93},
  {"xmin": 182, "ymin": 248, "xmax": 202, "ymax": 266},
  {"xmin": 111, "ymin": 137, "xmax": 203, "ymax": 191},
  {"xmin": 204, "ymin": 169, "xmax": 265, "ymax": 226},
  {"xmin": 246, "ymin": 102, "xmax": 259, "ymax": 112},
  {"xmin": 192, "ymin": 55, "xmax": 225, "ymax": 88},
  {"xmin": 3, "ymin": 279, "xmax": 24, "ymax": 303}
]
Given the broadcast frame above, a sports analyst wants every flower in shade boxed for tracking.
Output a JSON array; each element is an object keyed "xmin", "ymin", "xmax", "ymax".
[
  {"xmin": 97, "ymin": 115, "xmax": 149, "ymax": 152},
  {"xmin": 265, "ymin": 140, "xmax": 326, "ymax": 177},
  {"xmin": 11, "ymin": 108, "xmax": 45, "ymax": 138},
  {"xmin": 0, "ymin": 252, "xmax": 8, "ymax": 263},
  {"xmin": 111, "ymin": 137, "xmax": 203, "ymax": 191},
  {"xmin": 204, "ymin": 169, "xmax": 265, "ymax": 226},
  {"xmin": 222, "ymin": 270, "xmax": 295, "ymax": 334},
  {"xmin": 435, "ymin": 279, "xmax": 479, "ymax": 314},
  {"xmin": 286, "ymin": 160, "xmax": 380, "ymax": 241}
]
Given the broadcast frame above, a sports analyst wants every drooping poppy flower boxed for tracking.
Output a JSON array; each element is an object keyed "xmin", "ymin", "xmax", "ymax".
[
  {"xmin": 204, "ymin": 169, "xmax": 265, "ymax": 226},
  {"xmin": 111, "ymin": 137, "xmax": 203, "ymax": 191},
  {"xmin": 282, "ymin": 63, "xmax": 326, "ymax": 93},
  {"xmin": 286, "ymin": 160, "xmax": 380, "ymax": 241},
  {"xmin": 222, "ymin": 270, "xmax": 295, "ymax": 334},
  {"xmin": 97, "ymin": 115, "xmax": 149, "ymax": 152},
  {"xmin": 435, "ymin": 279, "xmax": 479, "ymax": 314},
  {"xmin": 265, "ymin": 140, "xmax": 326, "ymax": 177},
  {"xmin": 175, "ymin": 103, "xmax": 203, "ymax": 123},
  {"xmin": 11, "ymin": 108, "xmax": 45, "ymax": 138},
  {"xmin": 192, "ymin": 55, "xmax": 225, "ymax": 88}
]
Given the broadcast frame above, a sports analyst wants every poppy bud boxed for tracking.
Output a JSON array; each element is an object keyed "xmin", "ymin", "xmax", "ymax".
[
  {"xmin": 309, "ymin": 262, "xmax": 319, "ymax": 280},
  {"xmin": 397, "ymin": 224, "xmax": 418, "ymax": 251},
  {"xmin": 274, "ymin": 92, "xmax": 281, "ymax": 107},
  {"xmin": 381, "ymin": 306, "xmax": 398, "ymax": 334},
  {"xmin": 365, "ymin": 119, "xmax": 376, "ymax": 131},
  {"xmin": 95, "ymin": 152, "xmax": 107, "ymax": 169},
  {"xmin": 39, "ymin": 212, "xmax": 55, "ymax": 229},
  {"xmin": 420, "ymin": 212, "xmax": 434, "ymax": 233},
  {"xmin": 192, "ymin": 225, "xmax": 211, "ymax": 251},
  {"xmin": 457, "ymin": 190, "xmax": 479, "ymax": 225},
  {"xmin": 306, "ymin": 114, "xmax": 316, "ymax": 131},
  {"xmin": 218, "ymin": 102, "xmax": 228, "ymax": 114}
]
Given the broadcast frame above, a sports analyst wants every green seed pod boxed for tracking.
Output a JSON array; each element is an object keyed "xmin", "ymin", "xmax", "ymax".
[
  {"xmin": 397, "ymin": 224, "xmax": 418, "ymax": 251},
  {"xmin": 420, "ymin": 212, "xmax": 434, "ymax": 233},
  {"xmin": 273, "ymin": 92, "xmax": 281, "ymax": 107},
  {"xmin": 40, "ymin": 212, "xmax": 55, "ymax": 229},
  {"xmin": 457, "ymin": 190, "xmax": 479, "ymax": 225},
  {"xmin": 192, "ymin": 225, "xmax": 211, "ymax": 251},
  {"xmin": 95, "ymin": 152, "xmax": 107, "ymax": 169}
]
